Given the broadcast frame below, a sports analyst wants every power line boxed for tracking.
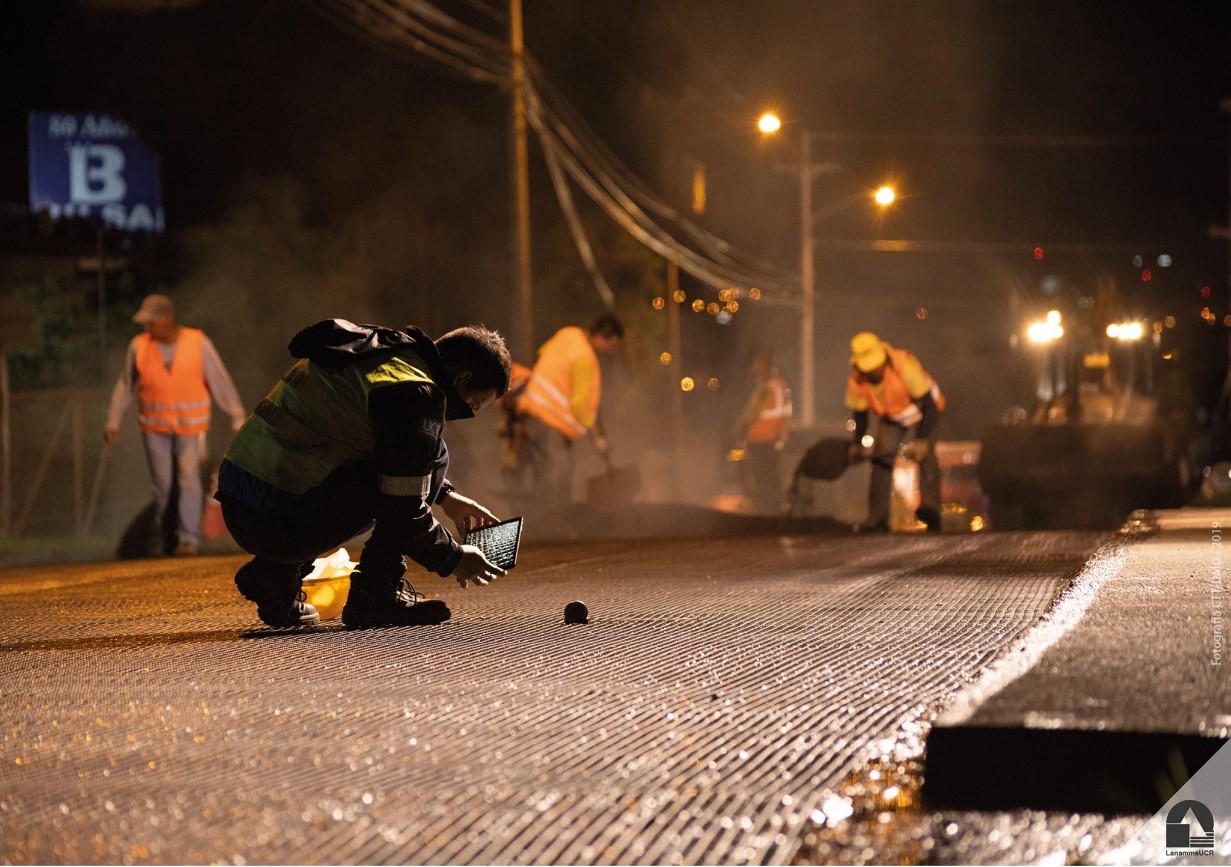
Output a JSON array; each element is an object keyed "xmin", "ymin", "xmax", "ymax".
[
  {"xmin": 309, "ymin": 0, "xmax": 799, "ymax": 300},
  {"xmin": 440, "ymin": 0, "xmax": 506, "ymax": 25}
]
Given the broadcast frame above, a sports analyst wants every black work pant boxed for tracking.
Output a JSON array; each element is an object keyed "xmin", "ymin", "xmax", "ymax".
[{"xmin": 220, "ymin": 462, "xmax": 417, "ymax": 586}]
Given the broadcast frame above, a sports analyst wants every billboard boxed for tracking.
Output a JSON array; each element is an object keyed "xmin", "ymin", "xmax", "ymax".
[{"xmin": 28, "ymin": 112, "xmax": 165, "ymax": 232}]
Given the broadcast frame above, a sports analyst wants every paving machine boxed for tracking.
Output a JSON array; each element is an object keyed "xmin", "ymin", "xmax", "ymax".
[{"xmin": 978, "ymin": 276, "xmax": 1189, "ymax": 530}]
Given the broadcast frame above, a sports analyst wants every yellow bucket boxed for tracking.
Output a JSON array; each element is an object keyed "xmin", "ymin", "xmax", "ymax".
[{"xmin": 301, "ymin": 548, "xmax": 357, "ymax": 621}]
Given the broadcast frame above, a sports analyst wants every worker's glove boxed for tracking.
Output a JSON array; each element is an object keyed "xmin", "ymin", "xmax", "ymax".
[
  {"xmin": 901, "ymin": 438, "xmax": 933, "ymax": 463},
  {"xmin": 847, "ymin": 442, "xmax": 871, "ymax": 464}
]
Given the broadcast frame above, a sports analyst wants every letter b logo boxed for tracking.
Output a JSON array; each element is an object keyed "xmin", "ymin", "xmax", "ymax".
[{"xmin": 69, "ymin": 144, "xmax": 126, "ymax": 204}]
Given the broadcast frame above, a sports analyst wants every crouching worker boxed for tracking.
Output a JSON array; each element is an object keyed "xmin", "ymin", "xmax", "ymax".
[{"xmin": 215, "ymin": 319, "xmax": 511, "ymax": 628}]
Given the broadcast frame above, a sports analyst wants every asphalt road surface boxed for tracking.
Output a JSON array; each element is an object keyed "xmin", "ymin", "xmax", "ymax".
[{"xmin": 0, "ymin": 530, "xmax": 1103, "ymax": 864}]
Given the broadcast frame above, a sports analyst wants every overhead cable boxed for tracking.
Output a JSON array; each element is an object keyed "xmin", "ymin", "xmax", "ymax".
[
  {"xmin": 310, "ymin": 0, "xmax": 799, "ymax": 299},
  {"xmin": 525, "ymin": 62, "xmax": 792, "ymax": 280},
  {"xmin": 526, "ymin": 80, "xmax": 794, "ymax": 297},
  {"xmin": 541, "ymin": 141, "xmax": 616, "ymax": 311},
  {"xmin": 313, "ymin": 0, "xmax": 507, "ymax": 82}
]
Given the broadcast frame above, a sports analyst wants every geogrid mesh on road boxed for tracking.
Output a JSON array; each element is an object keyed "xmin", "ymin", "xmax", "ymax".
[{"xmin": 0, "ymin": 530, "xmax": 1102, "ymax": 865}]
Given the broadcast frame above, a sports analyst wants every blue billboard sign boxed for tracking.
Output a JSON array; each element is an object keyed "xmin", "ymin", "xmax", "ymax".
[{"xmin": 28, "ymin": 112, "xmax": 165, "ymax": 233}]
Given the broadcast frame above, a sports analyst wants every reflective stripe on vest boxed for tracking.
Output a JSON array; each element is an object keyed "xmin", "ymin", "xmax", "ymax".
[
  {"xmin": 516, "ymin": 326, "xmax": 597, "ymax": 440},
  {"xmin": 746, "ymin": 377, "xmax": 793, "ymax": 443},
  {"xmin": 224, "ymin": 351, "xmax": 439, "ymax": 496},
  {"xmin": 134, "ymin": 327, "xmax": 212, "ymax": 435},
  {"xmin": 851, "ymin": 348, "xmax": 945, "ymax": 426}
]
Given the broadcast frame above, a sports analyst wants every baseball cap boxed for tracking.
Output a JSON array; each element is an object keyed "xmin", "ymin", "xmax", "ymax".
[
  {"xmin": 850, "ymin": 331, "xmax": 888, "ymax": 373},
  {"xmin": 132, "ymin": 293, "xmax": 175, "ymax": 325}
]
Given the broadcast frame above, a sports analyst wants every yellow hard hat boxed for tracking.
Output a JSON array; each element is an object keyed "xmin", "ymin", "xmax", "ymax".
[{"xmin": 850, "ymin": 331, "xmax": 888, "ymax": 372}]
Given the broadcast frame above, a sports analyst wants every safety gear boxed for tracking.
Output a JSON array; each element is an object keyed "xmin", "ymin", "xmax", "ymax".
[
  {"xmin": 234, "ymin": 559, "xmax": 320, "ymax": 627},
  {"xmin": 499, "ymin": 362, "xmax": 533, "ymax": 470},
  {"xmin": 745, "ymin": 375, "xmax": 794, "ymax": 443},
  {"xmin": 516, "ymin": 326, "xmax": 599, "ymax": 441},
  {"xmin": 225, "ymin": 349, "xmax": 439, "ymax": 496},
  {"xmin": 846, "ymin": 347, "xmax": 946, "ymax": 427},
  {"xmin": 134, "ymin": 327, "xmax": 212, "ymax": 435},
  {"xmin": 499, "ymin": 362, "xmax": 533, "ymax": 413},
  {"xmin": 341, "ymin": 573, "xmax": 451, "ymax": 628},
  {"xmin": 850, "ymin": 331, "xmax": 888, "ymax": 373}
]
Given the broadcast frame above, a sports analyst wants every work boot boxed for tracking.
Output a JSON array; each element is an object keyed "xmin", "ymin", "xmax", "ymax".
[
  {"xmin": 916, "ymin": 506, "xmax": 942, "ymax": 533},
  {"xmin": 234, "ymin": 559, "xmax": 319, "ymax": 627},
  {"xmin": 341, "ymin": 572, "xmax": 451, "ymax": 628}
]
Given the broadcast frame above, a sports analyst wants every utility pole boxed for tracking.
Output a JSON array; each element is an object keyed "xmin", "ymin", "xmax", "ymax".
[
  {"xmin": 786, "ymin": 131, "xmax": 841, "ymax": 427},
  {"xmin": 509, "ymin": 0, "xmax": 534, "ymax": 361}
]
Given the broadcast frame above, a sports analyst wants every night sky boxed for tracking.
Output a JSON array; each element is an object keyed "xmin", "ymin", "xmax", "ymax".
[{"xmin": 3, "ymin": 0, "xmax": 1231, "ymax": 444}]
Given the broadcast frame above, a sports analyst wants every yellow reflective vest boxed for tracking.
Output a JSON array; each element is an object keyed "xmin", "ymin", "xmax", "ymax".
[{"xmin": 516, "ymin": 326, "xmax": 599, "ymax": 440}]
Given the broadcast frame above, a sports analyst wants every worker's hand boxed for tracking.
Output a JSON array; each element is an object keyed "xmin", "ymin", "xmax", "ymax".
[
  {"xmin": 847, "ymin": 442, "xmax": 870, "ymax": 464},
  {"xmin": 452, "ymin": 544, "xmax": 507, "ymax": 589},
  {"xmin": 440, "ymin": 490, "xmax": 500, "ymax": 535},
  {"xmin": 103, "ymin": 426, "xmax": 119, "ymax": 445},
  {"xmin": 901, "ymin": 438, "xmax": 933, "ymax": 463},
  {"xmin": 592, "ymin": 433, "xmax": 611, "ymax": 459}
]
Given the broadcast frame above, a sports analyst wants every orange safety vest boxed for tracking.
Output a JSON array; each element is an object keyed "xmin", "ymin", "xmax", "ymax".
[
  {"xmin": 134, "ymin": 327, "xmax": 212, "ymax": 435},
  {"xmin": 847, "ymin": 348, "xmax": 945, "ymax": 427},
  {"xmin": 516, "ymin": 326, "xmax": 598, "ymax": 441},
  {"xmin": 499, "ymin": 361, "xmax": 533, "ymax": 414},
  {"xmin": 745, "ymin": 376, "xmax": 793, "ymax": 443}
]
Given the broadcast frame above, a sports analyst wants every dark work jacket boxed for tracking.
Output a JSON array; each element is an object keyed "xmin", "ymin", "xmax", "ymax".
[{"xmin": 218, "ymin": 320, "xmax": 473, "ymax": 576}]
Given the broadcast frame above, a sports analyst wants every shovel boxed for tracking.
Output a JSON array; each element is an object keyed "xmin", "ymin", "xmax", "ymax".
[{"xmin": 794, "ymin": 436, "xmax": 894, "ymax": 481}]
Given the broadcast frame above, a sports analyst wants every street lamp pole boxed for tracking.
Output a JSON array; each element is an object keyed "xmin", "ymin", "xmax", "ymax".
[
  {"xmin": 798, "ymin": 130, "xmax": 816, "ymax": 426},
  {"xmin": 760, "ymin": 111, "xmax": 893, "ymax": 425}
]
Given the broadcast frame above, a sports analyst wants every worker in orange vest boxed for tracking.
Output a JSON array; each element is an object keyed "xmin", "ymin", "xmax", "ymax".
[
  {"xmin": 514, "ymin": 314, "xmax": 624, "ymax": 510},
  {"xmin": 104, "ymin": 294, "xmax": 247, "ymax": 556},
  {"xmin": 734, "ymin": 353, "xmax": 793, "ymax": 513},
  {"xmin": 845, "ymin": 331, "xmax": 945, "ymax": 533}
]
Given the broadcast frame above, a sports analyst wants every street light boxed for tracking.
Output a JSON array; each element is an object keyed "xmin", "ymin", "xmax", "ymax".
[
  {"xmin": 758, "ymin": 111, "xmax": 896, "ymax": 426},
  {"xmin": 757, "ymin": 112, "xmax": 782, "ymax": 134}
]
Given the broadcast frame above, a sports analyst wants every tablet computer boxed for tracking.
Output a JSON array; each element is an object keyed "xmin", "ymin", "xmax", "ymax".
[{"xmin": 463, "ymin": 516, "xmax": 523, "ymax": 570}]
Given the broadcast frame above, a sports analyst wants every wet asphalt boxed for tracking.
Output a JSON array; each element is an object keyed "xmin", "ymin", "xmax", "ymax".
[{"xmin": 0, "ymin": 520, "xmax": 1214, "ymax": 865}]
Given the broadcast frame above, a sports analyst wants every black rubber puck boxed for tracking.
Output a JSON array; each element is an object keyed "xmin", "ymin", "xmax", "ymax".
[{"xmin": 564, "ymin": 600, "xmax": 589, "ymax": 624}]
